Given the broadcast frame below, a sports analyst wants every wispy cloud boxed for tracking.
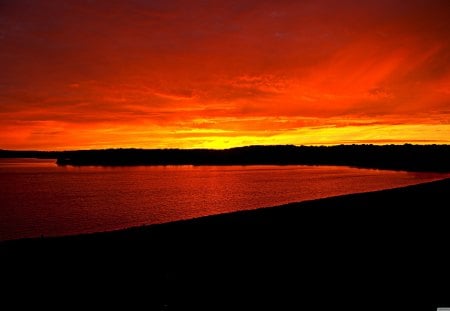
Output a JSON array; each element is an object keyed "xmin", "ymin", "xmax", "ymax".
[{"xmin": 1, "ymin": 0, "xmax": 450, "ymax": 149}]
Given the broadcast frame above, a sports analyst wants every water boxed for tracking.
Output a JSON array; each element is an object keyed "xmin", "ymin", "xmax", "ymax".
[{"xmin": 0, "ymin": 158, "xmax": 447, "ymax": 241}]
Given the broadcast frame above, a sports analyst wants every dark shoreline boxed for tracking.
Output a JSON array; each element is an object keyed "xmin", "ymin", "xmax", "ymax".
[{"xmin": 2, "ymin": 178, "xmax": 450, "ymax": 310}]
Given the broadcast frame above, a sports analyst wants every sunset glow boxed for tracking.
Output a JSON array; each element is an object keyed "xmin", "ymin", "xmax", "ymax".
[{"xmin": 1, "ymin": 0, "xmax": 450, "ymax": 150}]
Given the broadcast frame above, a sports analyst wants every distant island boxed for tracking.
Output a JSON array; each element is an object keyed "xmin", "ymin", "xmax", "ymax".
[{"xmin": 1, "ymin": 144, "xmax": 450, "ymax": 172}]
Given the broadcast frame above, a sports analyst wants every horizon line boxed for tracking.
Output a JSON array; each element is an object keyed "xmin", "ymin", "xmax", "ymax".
[{"xmin": 2, "ymin": 143, "xmax": 450, "ymax": 153}]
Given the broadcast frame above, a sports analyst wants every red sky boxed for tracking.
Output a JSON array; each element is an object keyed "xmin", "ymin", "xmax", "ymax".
[{"xmin": 1, "ymin": 0, "xmax": 450, "ymax": 150}]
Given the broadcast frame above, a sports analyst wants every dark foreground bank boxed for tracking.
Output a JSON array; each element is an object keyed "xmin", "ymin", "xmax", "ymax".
[{"xmin": 2, "ymin": 179, "xmax": 450, "ymax": 310}]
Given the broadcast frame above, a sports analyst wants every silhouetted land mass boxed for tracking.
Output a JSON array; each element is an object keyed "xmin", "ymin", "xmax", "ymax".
[
  {"xmin": 5, "ymin": 144, "xmax": 450, "ymax": 172},
  {"xmin": 2, "ymin": 145, "xmax": 450, "ymax": 171},
  {"xmin": 0, "ymin": 149, "xmax": 60, "ymax": 159},
  {"xmin": 2, "ymin": 178, "xmax": 450, "ymax": 310}
]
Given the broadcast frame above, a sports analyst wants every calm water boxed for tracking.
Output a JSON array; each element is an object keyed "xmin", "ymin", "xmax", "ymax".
[{"xmin": 0, "ymin": 158, "xmax": 447, "ymax": 241}]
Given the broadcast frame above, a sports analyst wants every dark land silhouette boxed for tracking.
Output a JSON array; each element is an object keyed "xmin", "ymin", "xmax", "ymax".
[
  {"xmin": 2, "ymin": 144, "xmax": 450, "ymax": 172},
  {"xmin": 0, "ymin": 149, "xmax": 59, "ymax": 159},
  {"xmin": 1, "ymin": 178, "xmax": 450, "ymax": 310}
]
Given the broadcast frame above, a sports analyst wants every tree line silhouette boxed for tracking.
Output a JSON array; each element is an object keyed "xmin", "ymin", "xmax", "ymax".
[{"xmin": 2, "ymin": 144, "xmax": 449, "ymax": 172}]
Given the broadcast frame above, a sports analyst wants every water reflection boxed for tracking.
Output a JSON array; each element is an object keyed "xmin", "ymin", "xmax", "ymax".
[{"xmin": 0, "ymin": 158, "xmax": 448, "ymax": 240}]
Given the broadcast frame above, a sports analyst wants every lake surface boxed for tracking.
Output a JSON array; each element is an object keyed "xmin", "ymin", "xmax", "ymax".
[{"xmin": 0, "ymin": 158, "xmax": 447, "ymax": 241}]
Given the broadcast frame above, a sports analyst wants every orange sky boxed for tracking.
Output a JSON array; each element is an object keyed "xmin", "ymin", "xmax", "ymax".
[{"xmin": 1, "ymin": 0, "xmax": 450, "ymax": 150}]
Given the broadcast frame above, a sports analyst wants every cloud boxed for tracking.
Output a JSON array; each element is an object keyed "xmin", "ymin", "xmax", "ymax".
[{"xmin": 1, "ymin": 0, "xmax": 450, "ymax": 149}]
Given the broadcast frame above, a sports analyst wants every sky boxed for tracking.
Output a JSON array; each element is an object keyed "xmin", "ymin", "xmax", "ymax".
[{"xmin": 1, "ymin": 0, "xmax": 450, "ymax": 150}]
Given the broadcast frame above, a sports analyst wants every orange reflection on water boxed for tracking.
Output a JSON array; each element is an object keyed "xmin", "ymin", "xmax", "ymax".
[{"xmin": 1, "ymin": 159, "xmax": 448, "ymax": 241}]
